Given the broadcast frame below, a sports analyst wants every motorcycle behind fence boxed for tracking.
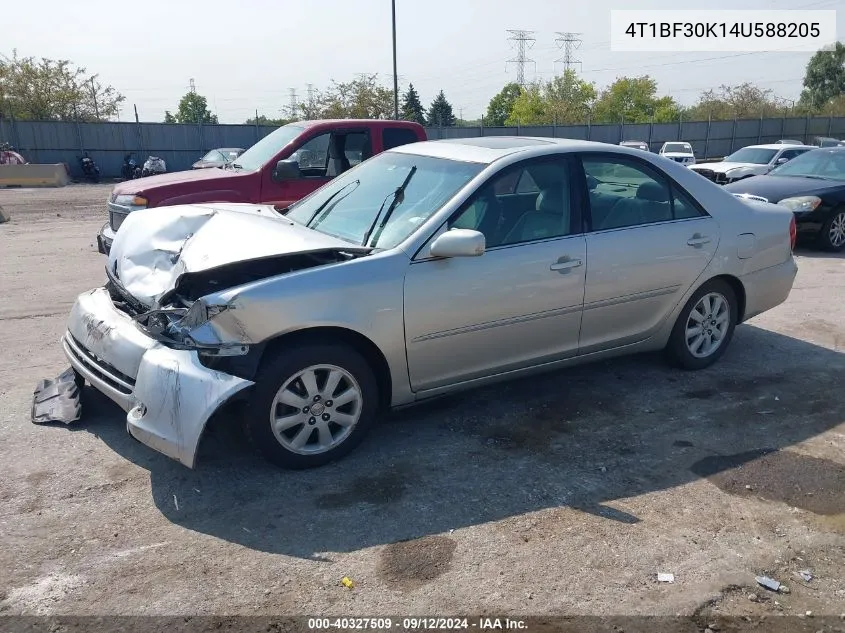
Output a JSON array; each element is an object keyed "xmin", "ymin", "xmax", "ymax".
[
  {"xmin": 141, "ymin": 156, "xmax": 166, "ymax": 177},
  {"xmin": 78, "ymin": 152, "xmax": 101, "ymax": 183}
]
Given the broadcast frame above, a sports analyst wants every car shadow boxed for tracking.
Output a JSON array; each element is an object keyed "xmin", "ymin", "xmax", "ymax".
[
  {"xmin": 72, "ymin": 324, "xmax": 845, "ymax": 558},
  {"xmin": 794, "ymin": 241, "xmax": 845, "ymax": 258}
]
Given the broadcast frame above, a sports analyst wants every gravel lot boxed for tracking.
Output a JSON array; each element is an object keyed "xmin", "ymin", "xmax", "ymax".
[{"xmin": 1, "ymin": 184, "xmax": 844, "ymax": 621}]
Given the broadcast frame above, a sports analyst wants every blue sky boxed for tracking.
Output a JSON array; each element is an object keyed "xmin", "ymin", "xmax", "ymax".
[{"xmin": 5, "ymin": 0, "xmax": 843, "ymax": 123}]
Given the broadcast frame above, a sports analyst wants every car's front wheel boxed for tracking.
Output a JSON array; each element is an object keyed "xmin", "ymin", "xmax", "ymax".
[
  {"xmin": 819, "ymin": 209, "xmax": 845, "ymax": 252},
  {"xmin": 665, "ymin": 279, "xmax": 738, "ymax": 370},
  {"xmin": 243, "ymin": 343, "xmax": 379, "ymax": 469}
]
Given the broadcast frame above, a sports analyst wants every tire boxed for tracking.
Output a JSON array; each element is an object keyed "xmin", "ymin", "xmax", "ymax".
[
  {"xmin": 818, "ymin": 209, "xmax": 845, "ymax": 252},
  {"xmin": 243, "ymin": 343, "xmax": 379, "ymax": 469},
  {"xmin": 665, "ymin": 279, "xmax": 738, "ymax": 370}
]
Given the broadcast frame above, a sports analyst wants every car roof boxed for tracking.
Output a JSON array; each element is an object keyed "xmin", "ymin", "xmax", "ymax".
[
  {"xmin": 292, "ymin": 119, "xmax": 422, "ymax": 130},
  {"xmin": 743, "ymin": 143, "xmax": 814, "ymax": 150},
  {"xmin": 388, "ymin": 137, "xmax": 632, "ymax": 164},
  {"xmin": 620, "ymin": 140, "xmax": 647, "ymax": 144}
]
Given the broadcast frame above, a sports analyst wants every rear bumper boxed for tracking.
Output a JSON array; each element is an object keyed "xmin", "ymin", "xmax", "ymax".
[
  {"xmin": 740, "ymin": 257, "xmax": 798, "ymax": 322},
  {"xmin": 62, "ymin": 287, "xmax": 253, "ymax": 467}
]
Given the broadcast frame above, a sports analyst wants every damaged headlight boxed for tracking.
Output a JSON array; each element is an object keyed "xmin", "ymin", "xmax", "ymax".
[{"xmin": 134, "ymin": 299, "xmax": 249, "ymax": 357}]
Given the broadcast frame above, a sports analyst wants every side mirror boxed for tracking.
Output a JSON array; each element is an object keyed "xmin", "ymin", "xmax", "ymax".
[
  {"xmin": 776, "ymin": 157, "xmax": 789, "ymax": 164},
  {"xmin": 273, "ymin": 158, "xmax": 301, "ymax": 182},
  {"xmin": 429, "ymin": 229, "xmax": 485, "ymax": 258}
]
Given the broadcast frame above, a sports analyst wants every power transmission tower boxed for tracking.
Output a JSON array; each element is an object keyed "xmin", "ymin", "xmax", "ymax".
[
  {"xmin": 288, "ymin": 88, "xmax": 298, "ymax": 120},
  {"xmin": 555, "ymin": 32, "xmax": 583, "ymax": 73},
  {"xmin": 506, "ymin": 29, "xmax": 536, "ymax": 87},
  {"xmin": 305, "ymin": 83, "xmax": 316, "ymax": 119},
  {"xmin": 189, "ymin": 78, "xmax": 197, "ymax": 94}
]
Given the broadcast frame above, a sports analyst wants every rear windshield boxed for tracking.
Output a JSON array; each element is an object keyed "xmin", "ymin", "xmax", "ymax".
[{"xmin": 663, "ymin": 143, "xmax": 691, "ymax": 153}]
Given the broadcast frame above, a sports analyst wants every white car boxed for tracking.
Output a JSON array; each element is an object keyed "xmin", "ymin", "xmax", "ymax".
[
  {"xmin": 659, "ymin": 142, "xmax": 696, "ymax": 166},
  {"xmin": 689, "ymin": 144, "xmax": 814, "ymax": 185}
]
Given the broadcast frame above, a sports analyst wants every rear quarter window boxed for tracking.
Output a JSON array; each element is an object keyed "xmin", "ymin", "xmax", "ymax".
[{"xmin": 383, "ymin": 128, "xmax": 420, "ymax": 151}]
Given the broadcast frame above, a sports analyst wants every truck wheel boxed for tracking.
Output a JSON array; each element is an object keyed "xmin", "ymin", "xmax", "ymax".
[{"xmin": 243, "ymin": 343, "xmax": 379, "ymax": 469}]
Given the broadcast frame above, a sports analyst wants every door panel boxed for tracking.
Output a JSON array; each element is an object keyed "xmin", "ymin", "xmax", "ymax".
[
  {"xmin": 577, "ymin": 152, "xmax": 719, "ymax": 353},
  {"xmin": 579, "ymin": 218, "xmax": 718, "ymax": 353},
  {"xmin": 404, "ymin": 236, "xmax": 587, "ymax": 391}
]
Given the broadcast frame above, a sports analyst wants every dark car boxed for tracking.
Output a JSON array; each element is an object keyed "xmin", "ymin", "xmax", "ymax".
[
  {"xmin": 724, "ymin": 147, "xmax": 845, "ymax": 251},
  {"xmin": 191, "ymin": 147, "xmax": 245, "ymax": 169}
]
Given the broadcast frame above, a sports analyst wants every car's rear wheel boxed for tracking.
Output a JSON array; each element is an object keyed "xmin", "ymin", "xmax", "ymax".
[
  {"xmin": 665, "ymin": 279, "xmax": 738, "ymax": 370},
  {"xmin": 819, "ymin": 209, "xmax": 845, "ymax": 252},
  {"xmin": 243, "ymin": 343, "xmax": 379, "ymax": 469}
]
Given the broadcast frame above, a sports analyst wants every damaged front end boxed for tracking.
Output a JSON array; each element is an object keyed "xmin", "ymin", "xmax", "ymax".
[{"xmin": 35, "ymin": 202, "xmax": 370, "ymax": 467}]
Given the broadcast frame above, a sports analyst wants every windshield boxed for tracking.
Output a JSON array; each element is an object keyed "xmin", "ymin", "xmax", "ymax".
[
  {"xmin": 201, "ymin": 150, "xmax": 225, "ymax": 162},
  {"xmin": 724, "ymin": 148, "xmax": 778, "ymax": 164},
  {"xmin": 663, "ymin": 143, "xmax": 691, "ymax": 153},
  {"xmin": 286, "ymin": 152, "xmax": 484, "ymax": 248},
  {"xmin": 769, "ymin": 149, "xmax": 845, "ymax": 180},
  {"xmin": 233, "ymin": 125, "xmax": 304, "ymax": 171}
]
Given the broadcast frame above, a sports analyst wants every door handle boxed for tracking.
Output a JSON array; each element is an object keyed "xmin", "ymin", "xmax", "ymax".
[
  {"xmin": 550, "ymin": 257, "xmax": 583, "ymax": 272},
  {"xmin": 687, "ymin": 235, "xmax": 711, "ymax": 247}
]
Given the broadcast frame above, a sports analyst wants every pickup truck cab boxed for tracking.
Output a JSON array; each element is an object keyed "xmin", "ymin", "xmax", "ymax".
[{"xmin": 98, "ymin": 119, "xmax": 427, "ymax": 254}]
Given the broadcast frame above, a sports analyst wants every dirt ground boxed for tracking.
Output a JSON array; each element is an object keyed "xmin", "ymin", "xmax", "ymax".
[{"xmin": 1, "ymin": 184, "xmax": 845, "ymax": 622}]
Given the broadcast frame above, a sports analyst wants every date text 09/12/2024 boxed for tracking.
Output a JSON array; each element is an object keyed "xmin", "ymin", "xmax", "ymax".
[{"xmin": 307, "ymin": 617, "xmax": 528, "ymax": 630}]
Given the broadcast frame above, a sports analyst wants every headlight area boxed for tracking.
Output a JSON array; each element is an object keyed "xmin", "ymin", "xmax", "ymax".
[
  {"xmin": 113, "ymin": 194, "xmax": 148, "ymax": 208},
  {"xmin": 778, "ymin": 196, "xmax": 822, "ymax": 213},
  {"xmin": 132, "ymin": 300, "xmax": 266, "ymax": 380}
]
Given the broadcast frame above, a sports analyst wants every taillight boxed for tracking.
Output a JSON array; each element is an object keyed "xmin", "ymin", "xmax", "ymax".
[{"xmin": 789, "ymin": 215, "xmax": 797, "ymax": 251}]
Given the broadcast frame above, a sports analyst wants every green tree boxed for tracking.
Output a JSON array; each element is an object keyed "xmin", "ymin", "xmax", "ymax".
[
  {"xmin": 173, "ymin": 91, "xmax": 218, "ymax": 124},
  {"xmin": 505, "ymin": 71, "xmax": 596, "ymax": 125},
  {"xmin": 800, "ymin": 42, "xmax": 845, "ymax": 109},
  {"xmin": 686, "ymin": 83, "xmax": 780, "ymax": 120},
  {"xmin": 313, "ymin": 74, "xmax": 394, "ymax": 119},
  {"xmin": 0, "ymin": 50, "xmax": 123, "ymax": 121},
  {"xmin": 485, "ymin": 83, "xmax": 522, "ymax": 126},
  {"xmin": 401, "ymin": 83, "xmax": 426, "ymax": 125},
  {"xmin": 245, "ymin": 114, "xmax": 291, "ymax": 126},
  {"xmin": 163, "ymin": 111, "xmax": 177, "ymax": 123},
  {"xmin": 592, "ymin": 75, "xmax": 680, "ymax": 123},
  {"xmin": 427, "ymin": 90, "xmax": 456, "ymax": 126}
]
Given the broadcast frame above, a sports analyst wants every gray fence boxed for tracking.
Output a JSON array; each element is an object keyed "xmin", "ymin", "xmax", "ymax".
[{"xmin": 2, "ymin": 116, "xmax": 845, "ymax": 178}]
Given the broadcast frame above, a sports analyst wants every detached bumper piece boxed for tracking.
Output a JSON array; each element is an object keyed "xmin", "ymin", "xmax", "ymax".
[{"xmin": 32, "ymin": 368, "xmax": 82, "ymax": 424}]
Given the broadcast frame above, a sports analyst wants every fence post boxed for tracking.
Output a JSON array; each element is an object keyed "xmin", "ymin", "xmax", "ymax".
[
  {"xmin": 480, "ymin": 115, "xmax": 484, "ymax": 137},
  {"xmin": 620, "ymin": 113, "xmax": 625, "ymax": 142},
  {"xmin": 757, "ymin": 114, "xmax": 762, "ymax": 144},
  {"xmin": 517, "ymin": 118, "xmax": 520, "ymax": 135},
  {"xmin": 586, "ymin": 113, "xmax": 591, "ymax": 141},
  {"xmin": 804, "ymin": 112, "xmax": 810, "ymax": 144},
  {"xmin": 828, "ymin": 116, "xmax": 833, "ymax": 137},
  {"xmin": 780, "ymin": 113, "xmax": 786, "ymax": 142},
  {"xmin": 553, "ymin": 114, "xmax": 557, "ymax": 138},
  {"xmin": 134, "ymin": 104, "xmax": 143, "ymax": 157},
  {"xmin": 703, "ymin": 113, "xmax": 711, "ymax": 159},
  {"xmin": 730, "ymin": 117, "xmax": 737, "ymax": 154},
  {"xmin": 677, "ymin": 111, "xmax": 682, "ymax": 142},
  {"xmin": 254, "ymin": 109, "xmax": 260, "ymax": 143}
]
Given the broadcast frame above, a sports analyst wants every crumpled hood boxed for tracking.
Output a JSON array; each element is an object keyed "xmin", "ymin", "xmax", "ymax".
[
  {"xmin": 692, "ymin": 161, "xmax": 762, "ymax": 174},
  {"xmin": 108, "ymin": 203, "xmax": 363, "ymax": 308}
]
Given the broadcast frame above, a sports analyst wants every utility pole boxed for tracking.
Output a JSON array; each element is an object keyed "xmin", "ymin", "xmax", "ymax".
[
  {"xmin": 506, "ymin": 29, "xmax": 536, "ymax": 88},
  {"xmin": 555, "ymin": 32, "xmax": 583, "ymax": 73},
  {"xmin": 89, "ymin": 77, "xmax": 100, "ymax": 120},
  {"xmin": 392, "ymin": 0, "xmax": 399, "ymax": 120},
  {"xmin": 288, "ymin": 88, "xmax": 299, "ymax": 120}
]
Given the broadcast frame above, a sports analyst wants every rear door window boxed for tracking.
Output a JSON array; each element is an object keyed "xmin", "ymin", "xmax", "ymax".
[{"xmin": 383, "ymin": 127, "xmax": 420, "ymax": 151}]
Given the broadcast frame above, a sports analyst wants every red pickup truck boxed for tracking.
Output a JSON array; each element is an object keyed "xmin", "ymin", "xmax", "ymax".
[{"xmin": 98, "ymin": 119, "xmax": 427, "ymax": 254}]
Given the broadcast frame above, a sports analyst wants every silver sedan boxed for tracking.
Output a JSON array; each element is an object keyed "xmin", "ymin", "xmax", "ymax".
[{"xmin": 50, "ymin": 137, "xmax": 798, "ymax": 469}]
